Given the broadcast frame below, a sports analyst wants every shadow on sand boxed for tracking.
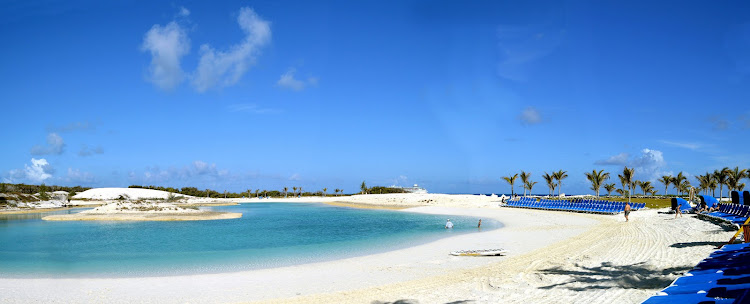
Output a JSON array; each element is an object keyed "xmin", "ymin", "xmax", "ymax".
[
  {"xmin": 538, "ymin": 262, "xmax": 692, "ymax": 291},
  {"xmin": 372, "ymin": 300, "xmax": 473, "ymax": 304},
  {"xmin": 670, "ymin": 241, "xmax": 726, "ymax": 248}
]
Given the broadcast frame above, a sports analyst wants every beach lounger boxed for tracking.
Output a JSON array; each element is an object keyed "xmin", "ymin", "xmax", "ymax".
[
  {"xmin": 672, "ymin": 274, "xmax": 750, "ymax": 287},
  {"xmin": 642, "ymin": 293, "xmax": 735, "ymax": 304}
]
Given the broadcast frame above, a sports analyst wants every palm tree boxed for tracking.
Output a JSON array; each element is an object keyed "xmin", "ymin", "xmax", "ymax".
[
  {"xmin": 292, "ymin": 187, "xmax": 297, "ymax": 198},
  {"xmin": 502, "ymin": 174, "xmax": 519, "ymax": 196},
  {"xmin": 659, "ymin": 175, "xmax": 672, "ymax": 196},
  {"xmin": 322, "ymin": 188, "xmax": 327, "ymax": 197},
  {"xmin": 726, "ymin": 166, "xmax": 748, "ymax": 192},
  {"xmin": 618, "ymin": 174, "xmax": 627, "ymax": 198},
  {"xmin": 714, "ymin": 168, "xmax": 729, "ymax": 201},
  {"xmin": 708, "ymin": 175, "xmax": 718, "ymax": 197},
  {"xmin": 360, "ymin": 181, "xmax": 367, "ymax": 194},
  {"xmin": 679, "ymin": 181, "xmax": 692, "ymax": 196},
  {"xmin": 255, "ymin": 189, "xmax": 260, "ymax": 198},
  {"xmin": 633, "ymin": 180, "xmax": 641, "ymax": 196},
  {"xmin": 299, "ymin": 187, "xmax": 303, "ymax": 197},
  {"xmin": 552, "ymin": 170, "xmax": 568, "ymax": 196},
  {"xmin": 283, "ymin": 187, "xmax": 289, "ymax": 198},
  {"xmin": 695, "ymin": 174, "xmax": 711, "ymax": 194},
  {"xmin": 524, "ymin": 180, "xmax": 537, "ymax": 196},
  {"xmin": 542, "ymin": 172, "xmax": 555, "ymax": 197},
  {"xmin": 672, "ymin": 172, "xmax": 687, "ymax": 196},
  {"xmin": 639, "ymin": 181, "xmax": 654, "ymax": 196},
  {"xmin": 649, "ymin": 189, "xmax": 659, "ymax": 196},
  {"xmin": 584, "ymin": 169, "xmax": 610, "ymax": 197},
  {"xmin": 519, "ymin": 171, "xmax": 531, "ymax": 196},
  {"xmin": 604, "ymin": 183, "xmax": 616, "ymax": 197},
  {"xmin": 621, "ymin": 166, "xmax": 635, "ymax": 203}
]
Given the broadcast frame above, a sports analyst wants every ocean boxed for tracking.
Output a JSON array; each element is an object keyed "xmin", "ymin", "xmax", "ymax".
[{"xmin": 0, "ymin": 203, "xmax": 498, "ymax": 278}]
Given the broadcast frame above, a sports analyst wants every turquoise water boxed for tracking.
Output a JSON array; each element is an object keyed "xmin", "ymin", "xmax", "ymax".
[{"xmin": 0, "ymin": 203, "xmax": 499, "ymax": 278}]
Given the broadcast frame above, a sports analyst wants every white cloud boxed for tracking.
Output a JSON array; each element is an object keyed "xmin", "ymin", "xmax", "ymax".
[
  {"xmin": 308, "ymin": 77, "xmax": 319, "ymax": 86},
  {"xmin": 193, "ymin": 7, "xmax": 271, "ymax": 92},
  {"xmin": 130, "ymin": 161, "xmax": 229, "ymax": 184},
  {"xmin": 709, "ymin": 116, "xmax": 729, "ymax": 131},
  {"xmin": 392, "ymin": 175, "xmax": 409, "ymax": 186},
  {"xmin": 78, "ymin": 144, "xmax": 104, "ymax": 157},
  {"xmin": 741, "ymin": 112, "xmax": 750, "ymax": 129},
  {"xmin": 518, "ymin": 106, "xmax": 542, "ymax": 125},
  {"xmin": 630, "ymin": 149, "xmax": 667, "ymax": 181},
  {"xmin": 178, "ymin": 6, "xmax": 190, "ymax": 17},
  {"xmin": 48, "ymin": 121, "xmax": 95, "ymax": 133},
  {"xmin": 659, "ymin": 140, "xmax": 701, "ymax": 150},
  {"xmin": 289, "ymin": 173, "xmax": 300, "ymax": 181},
  {"xmin": 227, "ymin": 103, "xmax": 279, "ymax": 114},
  {"xmin": 5, "ymin": 158, "xmax": 54, "ymax": 183},
  {"xmin": 30, "ymin": 133, "xmax": 65, "ymax": 155},
  {"xmin": 64, "ymin": 168, "xmax": 97, "ymax": 184},
  {"xmin": 277, "ymin": 68, "xmax": 317, "ymax": 91},
  {"xmin": 594, "ymin": 153, "xmax": 630, "ymax": 166},
  {"xmin": 193, "ymin": 160, "xmax": 220, "ymax": 175},
  {"xmin": 277, "ymin": 69, "xmax": 304, "ymax": 90},
  {"xmin": 496, "ymin": 26, "xmax": 564, "ymax": 81},
  {"xmin": 141, "ymin": 20, "xmax": 190, "ymax": 90},
  {"xmin": 594, "ymin": 149, "xmax": 667, "ymax": 181}
]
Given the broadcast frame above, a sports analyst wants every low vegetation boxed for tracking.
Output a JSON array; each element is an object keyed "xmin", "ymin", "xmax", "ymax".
[{"xmin": 0, "ymin": 183, "xmax": 89, "ymax": 195}]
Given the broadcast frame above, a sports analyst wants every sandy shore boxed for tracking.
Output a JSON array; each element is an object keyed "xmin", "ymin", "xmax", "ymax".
[
  {"xmin": 0, "ymin": 207, "xmax": 75, "ymax": 215},
  {"xmin": 0, "ymin": 194, "xmax": 736, "ymax": 303},
  {"xmin": 42, "ymin": 212, "xmax": 242, "ymax": 221},
  {"xmin": 41, "ymin": 201, "xmax": 242, "ymax": 221}
]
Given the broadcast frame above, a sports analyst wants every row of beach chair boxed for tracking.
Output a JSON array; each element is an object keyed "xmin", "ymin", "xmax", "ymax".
[
  {"xmin": 643, "ymin": 243, "xmax": 750, "ymax": 303},
  {"xmin": 697, "ymin": 203, "xmax": 750, "ymax": 228},
  {"xmin": 504, "ymin": 197, "xmax": 644, "ymax": 215}
]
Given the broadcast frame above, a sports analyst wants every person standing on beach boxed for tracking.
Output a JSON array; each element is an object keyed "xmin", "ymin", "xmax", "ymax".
[
  {"xmin": 445, "ymin": 219, "xmax": 454, "ymax": 229},
  {"xmin": 477, "ymin": 219, "xmax": 482, "ymax": 228},
  {"xmin": 624, "ymin": 202, "xmax": 631, "ymax": 222},
  {"xmin": 675, "ymin": 203, "xmax": 682, "ymax": 218}
]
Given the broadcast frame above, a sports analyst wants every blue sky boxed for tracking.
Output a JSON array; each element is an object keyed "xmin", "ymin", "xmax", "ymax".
[{"xmin": 2, "ymin": 0, "xmax": 750, "ymax": 195}]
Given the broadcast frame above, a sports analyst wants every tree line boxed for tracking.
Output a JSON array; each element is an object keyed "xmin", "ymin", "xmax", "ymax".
[
  {"xmin": 0, "ymin": 183, "xmax": 90, "ymax": 196},
  {"xmin": 127, "ymin": 185, "xmax": 350, "ymax": 198},
  {"xmin": 502, "ymin": 166, "xmax": 749, "ymax": 201}
]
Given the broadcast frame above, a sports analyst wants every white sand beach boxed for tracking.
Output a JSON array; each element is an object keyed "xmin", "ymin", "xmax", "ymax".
[
  {"xmin": 41, "ymin": 201, "xmax": 242, "ymax": 221},
  {"xmin": 0, "ymin": 193, "xmax": 736, "ymax": 303}
]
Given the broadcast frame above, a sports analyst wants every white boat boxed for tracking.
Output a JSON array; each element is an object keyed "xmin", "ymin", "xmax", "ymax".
[{"xmin": 450, "ymin": 249, "xmax": 508, "ymax": 256}]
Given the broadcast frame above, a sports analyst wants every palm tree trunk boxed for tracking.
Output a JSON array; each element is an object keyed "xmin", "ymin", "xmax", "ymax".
[{"xmin": 628, "ymin": 185, "xmax": 631, "ymax": 204}]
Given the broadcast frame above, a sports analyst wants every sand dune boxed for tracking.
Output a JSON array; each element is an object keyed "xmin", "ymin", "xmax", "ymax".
[{"xmin": 73, "ymin": 187, "xmax": 192, "ymax": 200}]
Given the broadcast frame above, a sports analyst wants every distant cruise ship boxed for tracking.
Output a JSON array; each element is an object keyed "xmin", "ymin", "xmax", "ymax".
[{"xmin": 391, "ymin": 184, "xmax": 428, "ymax": 194}]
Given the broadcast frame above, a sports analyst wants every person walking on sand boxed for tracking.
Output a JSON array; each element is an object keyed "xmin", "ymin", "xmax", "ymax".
[
  {"xmin": 624, "ymin": 202, "xmax": 631, "ymax": 222},
  {"xmin": 445, "ymin": 219, "xmax": 454, "ymax": 229},
  {"xmin": 675, "ymin": 203, "xmax": 682, "ymax": 219}
]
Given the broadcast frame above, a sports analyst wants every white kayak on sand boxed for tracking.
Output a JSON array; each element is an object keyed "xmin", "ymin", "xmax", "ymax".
[{"xmin": 450, "ymin": 249, "xmax": 508, "ymax": 256}]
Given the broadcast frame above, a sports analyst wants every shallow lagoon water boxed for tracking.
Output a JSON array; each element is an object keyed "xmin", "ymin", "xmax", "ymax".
[{"xmin": 0, "ymin": 203, "xmax": 499, "ymax": 278}]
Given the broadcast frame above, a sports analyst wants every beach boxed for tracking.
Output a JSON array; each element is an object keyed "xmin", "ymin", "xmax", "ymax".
[
  {"xmin": 0, "ymin": 194, "xmax": 735, "ymax": 303},
  {"xmin": 41, "ymin": 201, "xmax": 242, "ymax": 221}
]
